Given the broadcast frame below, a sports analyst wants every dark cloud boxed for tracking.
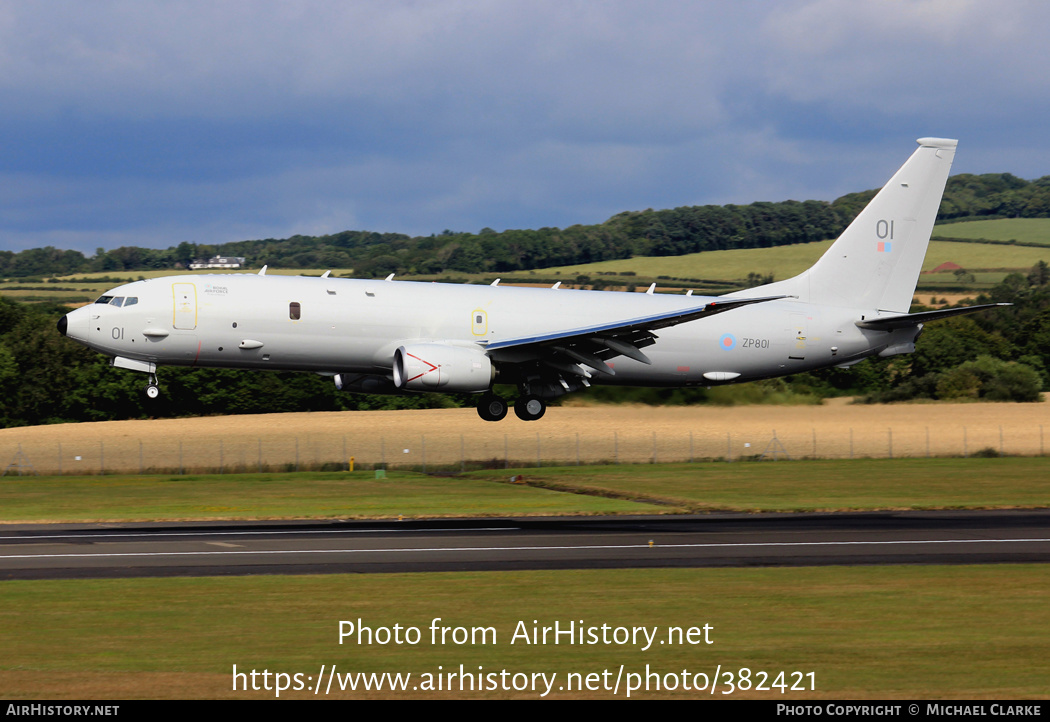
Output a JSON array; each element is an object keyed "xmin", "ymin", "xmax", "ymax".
[{"xmin": 0, "ymin": 1, "xmax": 1047, "ymax": 254}]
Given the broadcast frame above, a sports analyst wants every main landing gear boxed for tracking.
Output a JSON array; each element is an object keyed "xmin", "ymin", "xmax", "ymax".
[
  {"xmin": 514, "ymin": 394, "xmax": 546, "ymax": 421},
  {"xmin": 476, "ymin": 392, "xmax": 546, "ymax": 422},
  {"xmin": 477, "ymin": 392, "xmax": 508, "ymax": 421}
]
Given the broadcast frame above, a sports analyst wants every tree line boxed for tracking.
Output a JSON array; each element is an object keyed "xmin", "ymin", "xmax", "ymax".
[{"xmin": 3, "ymin": 173, "xmax": 1048, "ymax": 280}]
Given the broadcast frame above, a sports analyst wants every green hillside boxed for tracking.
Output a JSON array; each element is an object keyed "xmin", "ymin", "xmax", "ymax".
[
  {"xmin": 527, "ymin": 237, "xmax": 1050, "ymax": 289},
  {"xmin": 932, "ymin": 218, "xmax": 1050, "ymax": 245}
]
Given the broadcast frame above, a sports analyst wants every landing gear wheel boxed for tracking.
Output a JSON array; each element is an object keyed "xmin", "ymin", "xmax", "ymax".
[
  {"xmin": 477, "ymin": 392, "xmax": 508, "ymax": 422},
  {"xmin": 514, "ymin": 394, "xmax": 546, "ymax": 421},
  {"xmin": 145, "ymin": 372, "xmax": 160, "ymax": 399}
]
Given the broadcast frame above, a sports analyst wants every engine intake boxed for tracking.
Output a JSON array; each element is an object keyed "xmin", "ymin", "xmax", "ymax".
[{"xmin": 393, "ymin": 343, "xmax": 494, "ymax": 393}]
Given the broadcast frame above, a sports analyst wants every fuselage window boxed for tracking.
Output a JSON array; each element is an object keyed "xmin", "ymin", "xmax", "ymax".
[{"xmin": 289, "ymin": 302, "xmax": 301, "ymax": 320}]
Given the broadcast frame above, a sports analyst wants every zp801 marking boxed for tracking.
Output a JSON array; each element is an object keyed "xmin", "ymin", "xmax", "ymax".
[{"xmin": 741, "ymin": 338, "xmax": 770, "ymax": 349}]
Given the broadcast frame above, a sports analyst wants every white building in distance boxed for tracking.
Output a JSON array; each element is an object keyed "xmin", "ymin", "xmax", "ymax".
[{"xmin": 189, "ymin": 256, "xmax": 247, "ymax": 270}]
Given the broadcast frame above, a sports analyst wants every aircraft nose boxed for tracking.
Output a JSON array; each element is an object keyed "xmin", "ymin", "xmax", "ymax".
[{"xmin": 58, "ymin": 305, "xmax": 93, "ymax": 344}]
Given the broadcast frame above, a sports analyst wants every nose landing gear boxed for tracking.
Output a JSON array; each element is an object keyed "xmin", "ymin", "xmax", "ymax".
[{"xmin": 145, "ymin": 372, "xmax": 160, "ymax": 399}]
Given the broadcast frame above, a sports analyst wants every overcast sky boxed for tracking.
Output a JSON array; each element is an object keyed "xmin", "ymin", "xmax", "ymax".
[{"xmin": 1, "ymin": 0, "xmax": 1048, "ymax": 255}]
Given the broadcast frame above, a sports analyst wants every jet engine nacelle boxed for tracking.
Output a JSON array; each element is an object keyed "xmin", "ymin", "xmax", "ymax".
[{"xmin": 393, "ymin": 343, "xmax": 494, "ymax": 393}]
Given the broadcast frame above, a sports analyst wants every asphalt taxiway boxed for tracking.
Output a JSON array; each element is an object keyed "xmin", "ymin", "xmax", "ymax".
[{"xmin": 2, "ymin": 510, "xmax": 1050, "ymax": 580}]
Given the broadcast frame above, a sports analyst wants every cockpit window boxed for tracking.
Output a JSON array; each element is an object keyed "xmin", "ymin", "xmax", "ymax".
[{"xmin": 93, "ymin": 295, "xmax": 137, "ymax": 307}]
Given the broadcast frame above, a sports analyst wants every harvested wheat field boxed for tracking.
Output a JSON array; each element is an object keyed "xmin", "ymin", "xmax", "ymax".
[{"xmin": 1, "ymin": 399, "xmax": 1048, "ymax": 475}]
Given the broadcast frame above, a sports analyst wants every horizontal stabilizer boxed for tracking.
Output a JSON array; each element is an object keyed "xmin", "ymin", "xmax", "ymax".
[{"xmin": 855, "ymin": 303, "xmax": 1010, "ymax": 330}]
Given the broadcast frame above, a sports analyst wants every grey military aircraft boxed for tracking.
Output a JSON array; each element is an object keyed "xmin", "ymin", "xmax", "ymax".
[{"xmin": 58, "ymin": 138, "xmax": 1004, "ymax": 421}]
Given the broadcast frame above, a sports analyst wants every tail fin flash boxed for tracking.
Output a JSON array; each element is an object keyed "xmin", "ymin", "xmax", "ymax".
[{"xmin": 734, "ymin": 138, "xmax": 957, "ymax": 312}]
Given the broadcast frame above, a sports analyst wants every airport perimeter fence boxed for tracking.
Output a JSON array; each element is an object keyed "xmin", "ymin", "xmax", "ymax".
[{"xmin": 2, "ymin": 423, "xmax": 1047, "ymax": 476}]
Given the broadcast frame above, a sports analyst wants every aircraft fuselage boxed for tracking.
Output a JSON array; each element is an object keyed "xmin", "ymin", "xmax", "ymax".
[{"xmin": 62, "ymin": 273, "xmax": 913, "ymax": 386}]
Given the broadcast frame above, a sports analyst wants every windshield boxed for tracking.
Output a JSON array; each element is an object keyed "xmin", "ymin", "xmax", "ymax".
[{"xmin": 93, "ymin": 295, "xmax": 137, "ymax": 307}]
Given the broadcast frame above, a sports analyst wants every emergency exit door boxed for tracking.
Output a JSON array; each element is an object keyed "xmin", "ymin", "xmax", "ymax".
[{"xmin": 173, "ymin": 283, "xmax": 197, "ymax": 330}]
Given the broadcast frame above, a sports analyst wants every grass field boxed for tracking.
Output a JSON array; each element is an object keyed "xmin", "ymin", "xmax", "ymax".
[
  {"xmin": 932, "ymin": 218, "xmax": 1050, "ymax": 244},
  {"xmin": 0, "ymin": 470, "xmax": 658, "ymax": 522},
  {"xmin": 2, "ymin": 565, "xmax": 1047, "ymax": 699},
  {"xmin": 531, "ymin": 241, "xmax": 836, "ymax": 282},
  {"xmin": 45, "ymin": 268, "xmax": 353, "ymax": 282},
  {"xmin": 498, "ymin": 238, "xmax": 1050, "ymax": 288},
  {"xmin": 466, "ymin": 457, "xmax": 1050, "ymax": 513},
  {"xmin": 0, "ymin": 457, "xmax": 1047, "ymax": 523},
  {"xmin": 3, "ymin": 402, "xmax": 1047, "ymax": 477},
  {"xmin": 917, "ymin": 271, "xmax": 1009, "ymax": 285}
]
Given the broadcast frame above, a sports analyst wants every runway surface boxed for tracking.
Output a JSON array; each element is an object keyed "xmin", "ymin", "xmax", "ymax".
[{"xmin": 2, "ymin": 510, "xmax": 1050, "ymax": 580}]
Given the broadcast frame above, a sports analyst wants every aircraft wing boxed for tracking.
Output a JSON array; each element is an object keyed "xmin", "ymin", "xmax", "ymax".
[
  {"xmin": 485, "ymin": 295, "xmax": 785, "ymax": 375},
  {"xmin": 855, "ymin": 303, "xmax": 1011, "ymax": 330}
]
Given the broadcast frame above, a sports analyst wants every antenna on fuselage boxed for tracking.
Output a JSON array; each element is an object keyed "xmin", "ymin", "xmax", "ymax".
[{"xmin": 258, "ymin": 265, "xmax": 268, "ymax": 275}]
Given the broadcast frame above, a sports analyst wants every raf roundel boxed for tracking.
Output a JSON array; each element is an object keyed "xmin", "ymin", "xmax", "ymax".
[{"xmin": 718, "ymin": 333, "xmax": 736, "ymax": 351}]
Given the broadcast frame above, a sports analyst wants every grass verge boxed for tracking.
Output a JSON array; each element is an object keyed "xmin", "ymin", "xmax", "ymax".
[
  {"xmin": 2, "ymin": 457, "xmax": 1048, "ymax": 523},
  {"xmin": 465, "ymin": 457, "xmax": 1050, "ymax": 513},
  {"xmin": 1, "ymin": 565, "xmax": 1047, "ymax": 699},
  {"xmin": 0, "ymin": 470, "xmax": 659, "ymax": 523}
]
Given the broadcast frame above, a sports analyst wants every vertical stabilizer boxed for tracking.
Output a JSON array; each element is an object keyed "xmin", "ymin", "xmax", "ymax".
[{"xmin": 731, "ymin": 138, "xmax": 957, "ymax": 312}]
